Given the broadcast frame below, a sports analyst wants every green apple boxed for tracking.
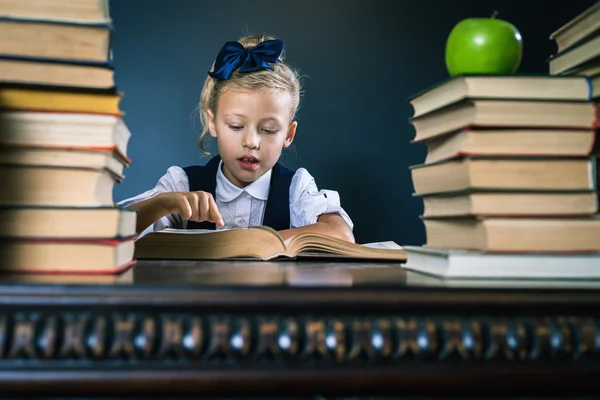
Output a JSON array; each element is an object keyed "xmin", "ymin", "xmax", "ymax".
[{"xmin": 445, "ymin": 11, "xmax": 523, "ymax": 76}]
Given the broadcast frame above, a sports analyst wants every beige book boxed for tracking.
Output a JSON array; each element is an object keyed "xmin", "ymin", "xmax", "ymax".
[
  {"xmin": 403, "ymin": 246, "xmax": 600, "ymax": 280},
  {"xmin": 423, "ymin": 217, "xmax": 600, "ymax": 252},
  {"xmin": 0, "ymin": 236, "xmax": 136, "ymax": 274},
  {"xmin": 0, "ymin": 164, "xmax": 118, "ymax": 206},
  {"xmin": 0, "ymin": 0, "xmax": 111, "ymax": 24},
  {"xmin": 0, "ymin": 19, "xmax": 111, "ymax": 62},
  {"xmin": 562, "ymin": 59, "xmax": 600, "ymax": 76},
  {"xmin": 424, "ymin": 128, "xmax": 596, "ymax": 164},
  {"xmin": 410, "ymin": 157, "xmax": 596, "ymax": 196},
  {"xmin": 0, "ymin": 206, "xmax": 136, "ymax": 238},
  {"xmin": 0, "ymin": 57, "xmax": 114, "ymax": 89},
  {"xmin": 410, "ymin": 99, "xmax": 597, "ymax": 142},
  {"xmin": 0, "ymin": 147, "xmax": 127, "ymax": 177},
  {"xmin": 549, "ymin": 1, "xmax": 600, "ymax": 53},
  {"xmin": 549, "ymin": 35, "xmax": 600, "ymax": 75},
  {"xmin": 421, "ymin": 191, "xmax": 598, "ymax": 218},
  {"xmin": 408, "ymin": 75, "xmax": 591, "ymax": 118},
  {"xmin": 0, "ymin": 111, "xmax": 130, "ymax": 160}
]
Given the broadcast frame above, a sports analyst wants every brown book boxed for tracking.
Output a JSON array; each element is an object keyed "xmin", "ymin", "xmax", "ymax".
[
  {"xmin": 0, "ymin": 147, "xmax": 127, "ymax": 177},
  {"xmin": 420, "ymin": 191, "xmax": 598, "ymax": 218},
  {"xmin": 0, "ymin": 164, "xmax": 118, "ymax": 207},
  {"xmin": 410, "ymin": 157, "xmax": 596, "ymax": 196},
  {"xmin": 0, "ymin": 57, "xmax": 115, "ymax": 90},
  {"xmin": 424, "ymin": 127, "xmax": 596, "ymax": 164},
  {"xmin": 0, "ymin": 19, "xmax": 111, "ymax": 63},
  {"xmin": 408, "ymin": 75, "xmax": 592, "ymax": 118},
  {"xmin": 422, "ymin": 217, "xmax": 600, "ymax": 253},
  {"xmin": 0, "ymin": 236, "xmax": 136, "ymax": 274},
  {"xmin": 0, "ymin": 0, "xmax": 111, "ymax": 24},
  {"xmin": 0, "ymin": 206, "xmax": 136, "ymax": 238},
  {"xmin": 134, "ymin": 227, "xmax": 407, "ymax": 262},
  {"xmin": 410, "ymin": 99, "xmax": 597, "ymax": 142}
]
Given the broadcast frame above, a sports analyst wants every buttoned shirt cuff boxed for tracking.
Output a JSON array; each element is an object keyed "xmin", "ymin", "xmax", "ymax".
[{"xmin": 290, "ymin": 189, "xmax": 354, "ymax": 231}]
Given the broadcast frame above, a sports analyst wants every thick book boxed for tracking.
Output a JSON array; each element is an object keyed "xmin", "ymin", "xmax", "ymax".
[
  {"xmin": 0, "ymin": 235, "xmax": 137, "ymax": 274},
  {"xmin": 0, "ymin": 0, "xmax": 111, "ymax": 25},
  {"xmin": 134, "ymin": 227, "xmax": 407, "ymax": 262},
  {"xmin": 423, "ymin": 127, "xmax": 597, "ymax": 164},
  {"xmin": 549, "ymin": 1, "xmax": 600, "ymax": 53},
  {"xmin": 409, "ymin": 99, "xmax": 598, "ymax": 142},
  {"xmin": 422, "ymin": 216, "xmax": 600, "ymax": 253},
  {"xmin": 420, "ymin": 190, "xmax": 598, "ymax": 218},
  {"xmin": 408, "ymin": 75, "xmax": 593, "ymax": 118},
  {"xmin": 410, "ymin": 156, "xmax": 597, "ymax": 196},
  {"xmin": 0, "ymin": 56, "xmax": 115, "ymax": 90},
  {"xmin": 549, "ymin": 32, "xmax": 600, "ymax": 75},
  {"xmin": 0, "ymin": 87, "xmax": 122, "ymax": 115},
  {"xmin": 0, "ymin": 111, "xmax": 131, "ymax": 162},
  {"xmin": 561, "ymin": 58, "xmax": 600, "ymax": 77},
  {"xmin": 0, "ymin": 206, "xmax": 137, "ymax": 239},
  {"xmin": 403, "ymin": 245, "xmax": 600, "ymax": 279},
  {"xmin": 0, "ymin": 17, "xmax": 112, "ymax": 63},
  {"xmin": 0, "ymin": 147, "xmax": 128, "ymax": 177},
  {"xmin": 0, "ymin": 164, "xmax": 119, "ymax": 207}
]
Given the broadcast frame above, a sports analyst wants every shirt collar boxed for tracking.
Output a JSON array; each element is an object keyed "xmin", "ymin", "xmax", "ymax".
[{"xmin": 215, "ymin": 160, "xmax": 271, "ymax": 202}]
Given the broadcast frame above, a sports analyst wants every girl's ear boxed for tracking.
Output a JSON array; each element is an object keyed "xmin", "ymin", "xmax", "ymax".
[
  {"xmin": 283, "ymin": 121, "xmax": 298, "ymax": 148},
  {"xmin": 207, "ymin": 109, "xmax": 217, "ymax": 138}
]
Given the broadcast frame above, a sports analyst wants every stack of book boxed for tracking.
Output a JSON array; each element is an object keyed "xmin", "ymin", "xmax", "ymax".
[
  {"xmin": 402, "ymin": 5, "xmax": 600, "ymax": 280},
  {"xmin": 549, "ymin": 1, "xmax": 600, "ymax": 197},
  {"xmin": 0, "ymin": 0, "xmax": 137, "ymax": 278}
]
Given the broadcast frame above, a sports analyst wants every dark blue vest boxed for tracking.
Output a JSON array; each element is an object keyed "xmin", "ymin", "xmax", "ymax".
[{"xmin": 182, "ymin": 155, "xmax": 296, "ymax": 231}]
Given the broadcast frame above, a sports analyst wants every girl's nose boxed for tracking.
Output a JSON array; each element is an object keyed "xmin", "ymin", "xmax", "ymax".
[{"xmin": 242, "ymin": 129, "xmax": 260, "ymax": 150}]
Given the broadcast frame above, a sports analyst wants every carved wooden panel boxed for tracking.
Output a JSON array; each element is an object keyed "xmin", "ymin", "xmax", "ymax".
[{"xmin": 0, "ymin": 313, "xmax": 595, "ymax": 365}]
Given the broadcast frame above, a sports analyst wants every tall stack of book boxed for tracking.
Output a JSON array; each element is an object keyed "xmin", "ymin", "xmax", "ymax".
[
  {"xmin": 548, "ymin": 1, "xmax": 600, "ymax": 199},
  {"xmin": 0, "ymin": 0, "xmax": 137, "ymax": 278},
  {"xmin": 402, "ymin": 5, "xmax": 600, "ymax": 280}
]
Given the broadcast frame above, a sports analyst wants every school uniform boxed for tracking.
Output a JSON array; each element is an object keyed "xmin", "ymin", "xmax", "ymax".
[{"xmin": 117, "ymin": 155, "xmax": 353, "ymax": 239}]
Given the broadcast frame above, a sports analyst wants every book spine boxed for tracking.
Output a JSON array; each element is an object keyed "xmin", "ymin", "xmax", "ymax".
[
  {"xmin": 0, "ymin": 16, "xmax": 113, "ymax": 29},
  {"xmin": 0, "ymin": 54, "xmax": 115, "ymax": 69}
]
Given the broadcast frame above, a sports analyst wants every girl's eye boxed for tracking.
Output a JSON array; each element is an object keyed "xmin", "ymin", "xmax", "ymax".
[
  {"xmin": 229, "ymin": 125, "xmax": 243, "ymax": 131},
  {"xmin": 262, "ymin": 128, "xmax": 278, "ymax": 134}
]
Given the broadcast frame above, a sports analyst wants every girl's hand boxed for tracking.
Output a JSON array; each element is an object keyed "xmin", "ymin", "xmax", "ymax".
[{"xmin": 159, "ymin": 191, "xmax": 224, "ymax": 227}]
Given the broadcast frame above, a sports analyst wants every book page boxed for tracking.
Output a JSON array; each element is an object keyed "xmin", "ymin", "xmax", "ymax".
[
  {"xmin": 362, "ymin": 241, "xmax": 404, "ymax": 250},
  {"xmin": 160, "ymin": 228, "xmax": 238, "ymax": 234}
]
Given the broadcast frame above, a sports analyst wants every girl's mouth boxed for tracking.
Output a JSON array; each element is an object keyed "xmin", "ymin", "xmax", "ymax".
[{"xmin": 238, "ymin": 155, "xmax": 259, "ymax": 170}]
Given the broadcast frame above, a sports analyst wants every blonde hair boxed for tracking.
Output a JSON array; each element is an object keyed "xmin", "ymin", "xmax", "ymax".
[{"xmin": 198, "ymin": 35, "xmax": 302, "ymax": 156}]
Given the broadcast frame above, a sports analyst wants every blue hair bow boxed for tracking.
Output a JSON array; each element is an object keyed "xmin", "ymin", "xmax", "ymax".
[{"xmin": 208, "ymin": 39, "xmax": 284, "ymax": 80}]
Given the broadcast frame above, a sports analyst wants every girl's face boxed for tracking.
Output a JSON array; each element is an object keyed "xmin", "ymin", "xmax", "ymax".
[{"xmin": 208, "ymin": 89, "xmax": 297, "ymax": 188}]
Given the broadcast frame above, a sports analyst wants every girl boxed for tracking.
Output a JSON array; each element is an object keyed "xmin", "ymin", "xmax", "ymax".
[{"xmin": 118, "ymin": 35, "xmax": 354, "ymax": 243}]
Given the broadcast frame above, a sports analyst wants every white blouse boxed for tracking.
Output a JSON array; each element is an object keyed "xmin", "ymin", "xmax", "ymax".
[{"xmin": 117, "ymin": 159, "xmax": 354, "ymax": 239}]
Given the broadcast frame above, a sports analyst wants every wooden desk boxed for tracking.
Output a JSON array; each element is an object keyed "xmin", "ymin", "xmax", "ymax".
[{"xmin": 0, "ymin": 259, "xmax": 599, "ymax": 398}]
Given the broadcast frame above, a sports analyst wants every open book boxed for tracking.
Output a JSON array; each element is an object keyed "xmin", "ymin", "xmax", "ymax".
[{"xmin": 133, "ymin": 226, "xmax": 407, "ymax": 262}]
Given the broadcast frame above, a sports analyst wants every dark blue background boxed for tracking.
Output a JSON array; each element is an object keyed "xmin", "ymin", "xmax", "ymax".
[{"xmin": 110, "ymin": 0, "xmax": 596, "ymax": 245}]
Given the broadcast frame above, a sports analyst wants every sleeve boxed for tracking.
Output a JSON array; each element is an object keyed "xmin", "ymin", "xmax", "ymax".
[
  {"xmin": 288, "ymin": 168, "xmax": 354, "ymax": 230},
  {"xmin": 116, "ymin": 166, "xmax": 190, "ymax": 238}
]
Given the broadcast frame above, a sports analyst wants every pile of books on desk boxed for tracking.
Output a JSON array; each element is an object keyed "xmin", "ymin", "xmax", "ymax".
[
  {"xmin": 403, "ymin": 2, "xmax": 600, "ymax": 280},
  {"xmin": 0, "ymin": 0, "xmax": 137, "ymax": 278},
  {"xmin": 549, "ymin": 0, "xmax": 600, "ymax": 199}
]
